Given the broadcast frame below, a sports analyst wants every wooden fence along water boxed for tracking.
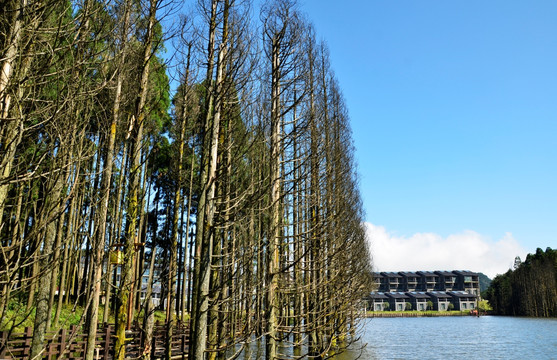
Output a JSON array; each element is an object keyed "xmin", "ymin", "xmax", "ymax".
[{"xmin": 0, "ymin": 321, "xmax": 189, "ymax": 360}]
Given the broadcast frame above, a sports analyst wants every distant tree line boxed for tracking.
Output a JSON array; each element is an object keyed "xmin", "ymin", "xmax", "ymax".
[
  {"xmin": 484, "ymin": 247, "xmax": 557, "ymax": 317},
  {"xmin": 0, "ymin": 0, "xmax": 373, "ymax": 359}
]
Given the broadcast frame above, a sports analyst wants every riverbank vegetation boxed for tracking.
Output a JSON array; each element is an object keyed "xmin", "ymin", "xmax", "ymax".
[
  {"xmin": 484, "ymin": 247, "xmax": 557, "ymax": 317},
  {"xmin": 0, "ymin": 0, "xmax": 372, "ymax": 359}
]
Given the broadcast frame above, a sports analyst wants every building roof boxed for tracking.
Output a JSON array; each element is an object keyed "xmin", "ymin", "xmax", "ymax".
[
  {"xmin": 416, "ymin": 271, "xmax": 439, "ymax": 277},
  {"xmin": 385, "ymin": 292, "xmax": 409, "ymax": 299},
  {"xmin": 381, "ymin": 272, "xmax": 402, "ymax": 278},
  {"xmin": 452, "ymin": 270, "xmax": 479, "ymax": 276},
  {"xmin": 447, "ymin": 291, "xmax": 477, "ymax": 298},
  {"xmin": 427, "ymin": 291, "xmax": 452, "ymax": 299},
  {"xmin": 399, "ymin": 271, "xmax": 419, "ymax": 277},
  {"xmin": 406, "ymin": 292, "xmax": 430, "ymax": 299},
  {"xmin": 368, "ymin": 292, "xmax": 389, "ymax": 299},
  {"xmin": 435, "ymin": 271, "xmax": 455, "ymax": 277},
  {"xmin": 372, "ymin": 272, "xmax": 384, "ymax": 278}
]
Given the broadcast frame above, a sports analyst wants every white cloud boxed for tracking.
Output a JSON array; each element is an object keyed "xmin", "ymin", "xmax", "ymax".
[{"xmin": 364, "ymin": 223, "xmax": 528, "ymax": 279}]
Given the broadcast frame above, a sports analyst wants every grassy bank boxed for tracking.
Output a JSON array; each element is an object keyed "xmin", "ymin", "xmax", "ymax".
[
  {"xmin": 1, "ymin": 301, "xmax": 169, "ymax": 333},
  {"xmin": 1, "ymin": 301, "xmax": 108, "ymax": 332}
]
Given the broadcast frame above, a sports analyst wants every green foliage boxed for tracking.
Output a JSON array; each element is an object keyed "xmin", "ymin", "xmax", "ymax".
[
  {"xmin": 478, "ymin": 300, "xmax": 492, "ymax": 312},
  {"xmin": 383, "ymin": 302, "xmax": 390, "ymax": 311},
  {"xmin": 448, "ymin": 303, "xmax": 454, "ymax": 311},
  {"xmin": 426, "ymin": 300, "xmax": 433, "ymax": 311},
  {"xmin": 405, "ymin": 302, "xmax": 412, "ymax": 311},
  {"xmin": 0, "ymin": 301, "xmax": 104, "ymax": 333},
  {"xmin": 146, "ymin": 56, "xmax": 172, "ymax": 132}
]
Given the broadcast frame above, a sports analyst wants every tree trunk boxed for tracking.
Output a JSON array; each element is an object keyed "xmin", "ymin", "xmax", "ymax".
[
  {"xmin": 30, "ymin": 162, "xmax": 65, "ymax": 359},
  {"xmin": 189, "ymin": 1, "xmax": 218, "ymax": 359}
]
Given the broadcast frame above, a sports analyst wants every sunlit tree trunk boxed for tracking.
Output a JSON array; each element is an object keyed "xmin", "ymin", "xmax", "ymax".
[
  {"xmin": 114, "ymin": 0, "xmax": 157, "ymax": 357},
  {"xmin": 189, "ymin": 1, "xmax": 219, "ymax": 359}
]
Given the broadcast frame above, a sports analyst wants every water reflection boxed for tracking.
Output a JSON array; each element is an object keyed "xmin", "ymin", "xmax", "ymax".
[
  {"xmin": 230, "ymin": 317, "xmax": 557, "ymax": 359},
  {"xmin": 340, "ymin": 316, "xmax": 557, "ymax": 360}
]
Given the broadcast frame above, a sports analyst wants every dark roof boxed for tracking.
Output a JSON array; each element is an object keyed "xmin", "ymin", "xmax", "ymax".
[
  {"xmin": 385, "ymin": 292, "xmax": 409, "ymax": 299},
  {"xmin": 381, "ymin": 272, "xmax": 403, "ymax": 278},
  {"xmin": 435, "ymin": 271, "xmax": 454, "ymax": 277},
  {"xmin": 448, "ymin": 291, "xmax": 477, "ymax": 298},
  {"xmin": 416, "ymin": 271, "xmax": 439, "ymax": 277},
  {"xmin": 399, "ymin": 271, "xmax": 419, "ymax": 277},
  {"xmin": 368, "ymin": 292, "xmax": 388, "ymax": 299},
  {"xmin": 427, "ymin": 291, "xmax": 452, "ymax": 299},
  {"xmin": 406, "ymin": 292, "xmax": 430, "ymax": 299},
  {"xmin": 452, "ymin": 270, "xmax": 479, "ymax": 276},
  {"xmin": 372, "ymin": 272, "xmax": 384, "ymax": 278}
]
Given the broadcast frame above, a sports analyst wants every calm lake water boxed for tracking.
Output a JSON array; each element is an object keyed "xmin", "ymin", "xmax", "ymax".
[{"xmin": 334, "ymin": 316, "xmax": 557, "ymax": 360}]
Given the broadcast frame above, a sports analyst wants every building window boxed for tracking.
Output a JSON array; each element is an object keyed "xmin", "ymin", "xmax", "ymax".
[
  {"xmin": 419, "ymin": 304, "xmax": 424, "ymax": 311},
  {"xmin": 462, "ymin": 302, "xmax": 467, "ymax": 309},
  {"xmin": 397, "ymin": 304, "xmax": 403, "ymax": 311},
  {"xmin": 440, "ymin": 303, "xmax": 446, "ymax": 310}
]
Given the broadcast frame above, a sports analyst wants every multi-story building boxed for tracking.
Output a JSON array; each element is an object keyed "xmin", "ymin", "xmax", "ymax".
[
  {"xmin": 369, "ymin": 270, "xmax": 480, "ymax": 312},
  {"xmin": 453, "ymin": 270, "xmax": 480, "ymax": 296},
  {"xmin": 385, "ymin": 292, "xmax": 410, "ymax": 311},
  {"xmin": 406, "ymin": 292, "xmax": 430, "ymax": 311},
  {"xmin": 427, "ymin": 291, "xmax": 452, "ymax": 311},
  {"xmin": 399, "ymin": 271, "xmax": 420, "ymax": 292},
  {"xmin": 381, "ymin": 272, "xmax": 404, "ymax": 292},
  {"xmin": 435, "ymin": 271, "xmax": 457, "ymax": 291},
  {"xmin": 447, "ymin": 291, "xmax": 477, "ymax": 310},
  {"xmin": 416, "ymin": 271, "xmax": 441, "ymax": 291}
]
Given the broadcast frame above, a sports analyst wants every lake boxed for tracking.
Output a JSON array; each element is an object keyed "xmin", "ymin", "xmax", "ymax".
[{"xmin": 334, "ymin": 316, "xmax": 557, "ymax": 359}]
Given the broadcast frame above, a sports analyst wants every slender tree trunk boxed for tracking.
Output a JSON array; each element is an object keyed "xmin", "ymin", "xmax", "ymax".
[
  {"xmin": 189, "ymin": 1, "xmax": 219, "ymax": 359},
  {"xmin": 0, "ymin": 0, "xmax": 29, "ymax": 219},
  {"xmin": 183, "ymin": 147, "xmax": 195, "ymax": 315},
  {"xmin": 141, "ymin": 246, "xmax": 157, "ymax": 360},
  {"xmin": 85, "ymin": 87, "xmax": 120, "ymax": 360},
  {"xmin": 166, "ymin": 41, "xmax": 193, "ymax": 360},
  {"xmin": 53, "ymin": 186, "xmax": 77, "ymax": 327},
  {"xmin": 114, "ymin": 0, "xmax": 156, "ymax": 355},
  {"xmin": 30, "ymin": 158, "xmax": 65, "ymax": 359},
  {"xmin": 266, "ymin": 31, "xmax": 282, "ymax": 360}
]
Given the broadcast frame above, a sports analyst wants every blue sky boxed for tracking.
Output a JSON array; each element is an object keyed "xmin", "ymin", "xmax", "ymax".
[{"xmin": 300, "ymin": 0, "xmax": 557, "ymax": 277}]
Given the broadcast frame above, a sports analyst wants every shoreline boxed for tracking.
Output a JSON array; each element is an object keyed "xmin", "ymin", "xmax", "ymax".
[{"xmin": 364, "ymin": 311, "xmax": 480, "ymax": 318}]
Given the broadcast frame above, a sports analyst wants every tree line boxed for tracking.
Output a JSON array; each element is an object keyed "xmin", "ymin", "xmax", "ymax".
[
  {"xmin": 484, "ymin": 247, "xmax": 557, "ymax": 317},
  {"xmin": 0, "ymin": 0, "xmax": 373, "ymax": 359}
]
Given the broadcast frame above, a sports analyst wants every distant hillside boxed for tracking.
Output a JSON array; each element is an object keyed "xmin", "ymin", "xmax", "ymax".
[{"xmin": 478, "ymin": 272, "xmax": 491, "ymax": 292}]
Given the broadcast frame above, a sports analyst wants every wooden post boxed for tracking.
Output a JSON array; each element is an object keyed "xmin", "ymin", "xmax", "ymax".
[
  {"xmin": 47, "ymin": 340, "xmax": 55, "ymax": 360},
  {"xmin": 103, "ymin": 324, "xmax": 112, "ymax": 359},
  {"xmin": 181, "ymin": 332, "xmax": 186, "ymax": 360},
  {"xmin": 24, "ymin": 327, "xmax": 32, "ymax": 357},
  {"xmin": 58, "ymin": 328, "xmax": 67, "ymax": 359},
  {"xmin": 0, "ymin": 330, "xmax": 7, "ymax": 358}
]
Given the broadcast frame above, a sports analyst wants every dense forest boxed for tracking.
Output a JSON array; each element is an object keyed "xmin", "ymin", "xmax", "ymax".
[
  {"xmin": 0, "ymin": 0, "xmax": 373, "ymax": 359},
  {"xmin": 484, "ymin": 248, "xmax": 557, "ymax": 317}
]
